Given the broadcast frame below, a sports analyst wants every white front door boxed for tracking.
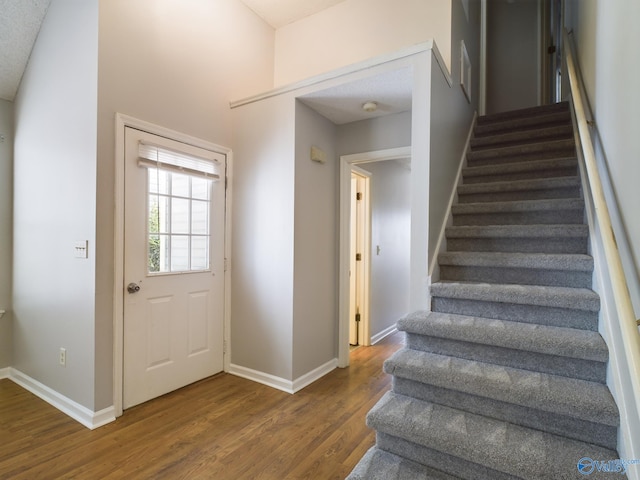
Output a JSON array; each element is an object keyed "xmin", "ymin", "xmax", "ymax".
[{"xmin": 123, "ymin": 127, "xmax": 226, "ymax": 409}]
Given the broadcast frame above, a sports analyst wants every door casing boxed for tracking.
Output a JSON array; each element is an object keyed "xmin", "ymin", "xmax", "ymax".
[
  {"xmin": 113, "ymin": 114, "xmax": 233, "ymax": 417},
  {"xmin": 338, "ymin": 146, "xmax": 411, "ymax": 368}
]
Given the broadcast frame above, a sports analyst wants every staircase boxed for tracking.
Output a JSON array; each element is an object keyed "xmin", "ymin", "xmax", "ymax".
[{"xmin": 347, "ymin": 102, "xmax": 623, "ymax": 480}]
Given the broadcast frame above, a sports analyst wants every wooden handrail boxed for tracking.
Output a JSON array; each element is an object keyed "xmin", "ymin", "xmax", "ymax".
[{"xmin": 563, "ymin": 29, "xmax": 640, "ymax": 419}]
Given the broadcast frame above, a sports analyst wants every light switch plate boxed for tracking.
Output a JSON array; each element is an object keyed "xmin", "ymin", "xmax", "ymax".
[{"xmin": 74, "ymin": 240, "xmax": 88, "ymax": 258}]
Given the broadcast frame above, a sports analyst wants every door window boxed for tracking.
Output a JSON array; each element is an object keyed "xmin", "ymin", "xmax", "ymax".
[{"xmin": 147, "ymin": 169, "xmax": 212, "ymax": 274}]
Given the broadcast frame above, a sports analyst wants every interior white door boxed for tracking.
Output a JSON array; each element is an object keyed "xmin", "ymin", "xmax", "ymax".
[{"xmin": 123, "ymin": 127, "xmax": 225, "ymax": 409}]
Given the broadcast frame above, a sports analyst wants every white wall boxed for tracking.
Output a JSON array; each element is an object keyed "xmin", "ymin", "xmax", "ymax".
[
  {"xmin": 363, "ymin": 161, "xmax": 411, "ymax": 336},
  {"xmin": 566, "ymin": 0, "xmax": 640, "ymax": 314},
  {"xmin": 274, "ymin": 0, "xmax": 452, "ymax": 87},
  {"xmin": 0, "ymin": 99, "xmax": 13, "ymax": 369},
  {"xmin": 96, "ymin": 0, "xmax": 276, "ymax": 408},
  {"xmin": 486, "ymin": 0, "xmax": 540, "ymax": 114},
  {"xmin": 292, "ymin": 101, "xmax": 338, "ymax": 378},
  {"xmin": 13, "ymin": 0, "xmax": 99, "ymax": 409},
  {"xmin": 565, "ymin": 1, "xmax": 640, "ymax": 471}
]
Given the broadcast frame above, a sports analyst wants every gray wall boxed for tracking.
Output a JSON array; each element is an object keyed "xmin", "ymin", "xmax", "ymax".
[
  {"xmin": 293, "ymin": 101, "xmax": 338, "ymax": 378},
  {"xmin": 0, "ymin": 99, "xmax": 13, "ymax": 369},
  {"xmin": 96, "ymin": 0, "xmax": 275, "ymax": 409},
  {"xmin": 13, "ymin": 0, "xmax": 99, "ymax": 408},
  {"xmin": 337, "ymin": 111, "xmax": 411, "ymax": 156},
  {"xmin": 362, "ymin": 160, "xmax": 411, "ymax": 337},
  {"xmin": 428, "ymin": 0, "xmax": 480, "ymax": 269},
  {"xmin": 486, "ymin": 0, "xmax": 540, "ymax": 114}
]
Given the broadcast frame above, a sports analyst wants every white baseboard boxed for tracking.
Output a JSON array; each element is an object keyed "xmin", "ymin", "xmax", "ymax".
[
  {"xmin": 229, "ymin": 358, "xmax": 338, "ymax": 395},
  {"xmin": 371, "ymin": 325, "xmax": 398, "ymax": 345},
  {"xmin": 9, "ymin": 368, "xmax": 116, "ymax": 430},
  {"xmin": 0, "ymin": 367, "xmax": 9, "ymax": 379},
  {"xmin": 292, "ymin": 359, "xmax": 337, "ymax": 393}
]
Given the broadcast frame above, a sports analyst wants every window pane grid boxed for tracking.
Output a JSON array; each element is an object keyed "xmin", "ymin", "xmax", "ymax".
[{"xmin": 147, "ymin": 168, "xmax": 211, "ymax": 274}]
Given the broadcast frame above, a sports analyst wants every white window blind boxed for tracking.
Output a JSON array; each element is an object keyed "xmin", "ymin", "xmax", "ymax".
[{"xmin": 138, "ymin": 142, "xmax": 222, "ymax": 180}]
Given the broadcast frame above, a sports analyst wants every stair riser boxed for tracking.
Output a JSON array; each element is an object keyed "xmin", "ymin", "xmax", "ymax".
[
  {"xmin": 392, "ymin": 378, "xmax": 616, "ymax": 450},
  {"xmin": 376, "ymin": 433, "xmax": 515, "ymax": 480},
  {"xmin": 463, "ymin": 166, "xmax": 578, "ymax": 184},
  {"xmin": 474, "ymin": 116, "xmax": 571, "ymax": 137},
  {"xmin": 403, "ymin": 334, "xmax": 606, "ymax": 383},
  {"xmin": 470, "ymin": 128, "xmax": 574, "ymax": 151},
  {"xmin": 458, "ymin": 186, "xmax": 581, "ymax": 203},
  {"xmin": 468, "ymin": 142, "xmax": 575, "ymax": 163},
  {"xmin": 431, "ymin": 297, "xmax": 599, "ymax": 331},
  {"xmin": 477, "ymin": 103, "xmax": 570, "ymax": 125},
  {"xmin": 452, "ymin": 209, "xmax": 584, "ymax": 226},
  {"xmin": 446, "ymin": 237, "xmax": 588, "ymax": 254},
  {"xmin": 467, "ymin": 150, "xmax": 576, "ymax": 167},
  {"xmin": 439, "ymin": 265, "xmax": 592, "ymax": 288}
]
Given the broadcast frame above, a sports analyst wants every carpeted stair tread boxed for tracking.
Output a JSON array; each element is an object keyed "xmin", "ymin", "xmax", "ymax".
[
  {"xmin": 437, "ymin": 251, "xmax": 593, "ymax": 287},
  {"xmin": 445, "ymin": 224, "xmax": 588, "ymax": 240},
  {"xmin": 470, "ymin": 124, "xmax": 573, "ymax": 150},
  {"xmin": 476, "ymin": 101, "xmax": 569, "ymax": 125},
  {"xmin": 452, "ymin": 197, "xmax": 584, "ymax": 216},
  {"xmin": 466, "ymin": 139, "xmax": 576, "ymax": 165},
  {"xmin": 367, "ymin": 391, "xmax": 618, "ymax": 480},
  {"xmin": 398, "ymin": 311, "xmax": 608, "ymax": 363},
  {"xmin": 430, "ymin": 281, "xmax": 599, "ymax": 311},
  {"xmin": 383, "ymin": 348, "xmax": 618, "ymax": 426},
  {"xmin": 458, "ymin": 176, "xmax": 580, "ymax": 196},
  {"xmin": 474, "ymin": 111, "xmax": 572, "ymax": 138},
  {"xmin": 391, "ymin": 378, "xmax": 617, "ymax": 451},
  {"xmin": 346, "ymin": 447, "xmax": 460, "ymax": 480},
  {"xmin": 438, "ymin": 252, "xmax": 592, "ymax": 272},
  {"xmin": 462, "ymin": 157, "xmax": 577, "ymax": 181}
]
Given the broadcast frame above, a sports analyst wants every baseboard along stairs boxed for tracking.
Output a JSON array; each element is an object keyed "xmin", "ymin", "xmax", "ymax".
[{"xmin": 347, "ymin": 102, "xmax": 625, "ymax": 479}]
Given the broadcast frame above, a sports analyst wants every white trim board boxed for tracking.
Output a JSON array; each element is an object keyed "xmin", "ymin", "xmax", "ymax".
[
  {"xmin": 0, "ymin": 367, "xmax": 10, "ymax": 379},
  {"xmin": 338, "ymin": 147, "xmax": 412, "ymax": 368},
  {"xmin": 371, "ymin": 325, "xmax": 398, "ymax": 345},
  {"xmin": 228, "ymin": 359, "xmax": 338, "ymax": 395},
  {"xmin": 8, "ymin": 368, "xmax": 115, "ymax": 430}
]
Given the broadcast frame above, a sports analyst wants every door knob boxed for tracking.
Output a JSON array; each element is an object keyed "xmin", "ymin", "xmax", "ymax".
[{"xmin": 127, "ymin": 282, "xmax": 141, "ymax": 294}]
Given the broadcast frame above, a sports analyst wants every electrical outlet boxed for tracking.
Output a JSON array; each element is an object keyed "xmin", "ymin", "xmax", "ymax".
[{"xmin": 59, "ymin": 348, "xmax": 66, "ymax": 366}]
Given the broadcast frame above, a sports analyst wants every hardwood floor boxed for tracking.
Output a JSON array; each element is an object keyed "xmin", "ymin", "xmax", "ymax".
[{"xmin": 0, "ymin": 332, "xmax": 403, "ymax": 479}]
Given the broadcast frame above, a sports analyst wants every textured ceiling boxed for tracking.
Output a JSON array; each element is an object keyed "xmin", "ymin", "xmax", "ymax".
[
  {"xmin": 298, "ymin": 67, "xmax": 413, "ymax": 125},
  {"xmin": 239, "ymin": 0, "xmax": 346, "ymax": 28},
  {"xmin": 0, "ymin": 0, "xmax": 51, "ymax": 101}
]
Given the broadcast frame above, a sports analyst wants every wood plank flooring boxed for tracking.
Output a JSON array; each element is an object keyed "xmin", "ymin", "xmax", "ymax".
[{"xmin": 0, "ymin": 332, "xmax": 403, "ymax": 479}]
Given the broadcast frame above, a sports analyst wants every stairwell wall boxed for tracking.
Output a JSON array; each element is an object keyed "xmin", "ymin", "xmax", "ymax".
[
  {"xmin": 0, "ymin": 99, "xmax": 13, "ymax": 370},
  {"xmin": 427, "ymin": 0, "xmax": 480, "ymax": 287},
  {"xmin": 565, "ymin": 0, "xmax": 640, "ymax": 316}
]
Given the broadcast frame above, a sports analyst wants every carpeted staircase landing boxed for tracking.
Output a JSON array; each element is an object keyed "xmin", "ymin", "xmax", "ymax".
[{"xmin": 347, "ymin": 102, "xmax": 623, "ymax": 480}]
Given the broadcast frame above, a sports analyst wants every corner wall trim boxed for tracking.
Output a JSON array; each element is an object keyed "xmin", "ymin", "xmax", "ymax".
[
  {"xmin": 0, "ymin": 367, "xmax": 9, "ymax": 380},
  {"xmin": 9, "ymin": 368, "xmax": 116, "ymax": 430},
  {"xmin": 229, "ymin": 359, "xmax": 338, "ymax": 395},
  {"xmin": 371, "ymin": 325, "xmax": 399, "ymax": 345}
]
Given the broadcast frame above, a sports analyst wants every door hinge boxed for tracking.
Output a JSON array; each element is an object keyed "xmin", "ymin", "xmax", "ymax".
[
  {"xmin": 355, "ymin": 253, "xmax": 362, "ymax": 261},
  {"xmin": 356, "ymin": 192, "xmax": 362, "ymax": 200},
  {"xmin": 355, "ymin": 313, "xmax": 361, "ymax": 323},
  {"xmin": 224, "ymin": 258, "xmax": 228, "ymax": 272}
]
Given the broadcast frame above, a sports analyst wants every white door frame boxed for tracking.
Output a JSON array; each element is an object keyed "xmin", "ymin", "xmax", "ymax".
[
  {"xmin": 349, "ymin": 166, "xmax": 371, "ymax": 347},
  {"xmin": 338, "ymin": 146, "xmax": 411, "ymax": 368},
  {"xmin": 113, "ymin": 114, "xmax": 233, "ymax": 417}
]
